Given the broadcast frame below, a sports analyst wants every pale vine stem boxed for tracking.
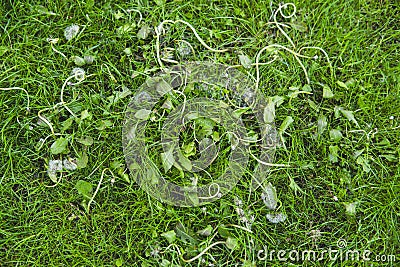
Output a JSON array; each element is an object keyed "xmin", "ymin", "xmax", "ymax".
[
  {"xmin": 47, "ymin": 38, "xmax": 68, "ymax": 60},
  {"xmin": 37, "ymin": 71, "xmax": 88, "ymax": 137},
  {"xmin": 126, "ymin": 8, "xmax": 143, "ymax": 25},
  {"xmin": 274, "ymin": 2, "xmax": 297, "ymax": 49},
  {"xmin": 159, "ymin": 232, "xmax": 226, "ymax": 264},
  {"xmin": 197, "ymin": 183, "xmax": 221, "ymax": 200},
  {"xmin": 225, "ymin": 223, "xmax": 253, "ymax": 233},
  {"xmin": 181, "ymin": 241, "xmax": 226, "ymax": 263},
  {"xmin": 87, "ymin": 168, "xmax": 115, "ymax": 213},
  {"xmin": 155, "ymin": 2, "xmax": 332, "ymax": 89},
  {"xmin": 155, "ymin": 19, "xmax": 229, "ymax": 70},
  {"xmin": 157, "ymin": 219, "xmax": 254, "ymax": 263}
]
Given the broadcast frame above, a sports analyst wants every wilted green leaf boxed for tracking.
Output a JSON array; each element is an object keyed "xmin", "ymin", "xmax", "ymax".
[
  {"xmin": 84, "ymin": 55, "xmax": 94, "ymax": 64},
  {"xmin": 302, "ymin": 84, "xmax": 312, "ymax": 92},
  {"xmin": 381, "ymin": 154, "xmax": 397, "ymax": 162},
  {"xmin": 186, "ymin": 112, "xmax": 200, "ymax": 120},
  {"xmin": 329, "ymin": 129, "xmax": 343, "ymax": 142},
  {"xmin": 263, "ymin": 99, "xmax": 275, "ymax": 123},
  {"xmin": 217, "ymin": 224, "xmax": 231, "ymax": 238},
  {"xmin": 176, "ymin": 153, "xmax": 192, "ymax": 171},
  {"xmin": 339, "ymin": 109, "xmax": 359, "ymax": 127},
  {"xmin": 137, "ymin": 24, "xmax": 151, "ymax": 39},
  {"xmin": 242, "ymin": 260, "xmax": 256, "ymax": 267},
  {"xmin": 77, "ymin": 136, "xmax": 94, "ymax": 146},
  {"xmin": 337, "ymin": 80, "xmax": 348, "ymax": 89},
  {"xmin": 345, "ymin": 78, "xmax": 356, "ymax": 87},
  {"xmin": 211, "ymin": 131, "xmax": 220, "ymax": 142},
  {"xmin": 160, "ymin": 259, "xmax": 170, "ymax": 267},
  {"xmin": 61, "ymin": 117, "xmax": 74, "ymax": 132},
  {"xmin": 307, "ymin": 99, "xmax": 319, "ymax": 111},
  {"xmin": 96, "ymin": 120, "xmax": 113, "ymax": 130},
  {"xmin": 203, "ymin": 119, "xmax": 218, "ymax": 130},
  {"xmin": 155, "ymin": 0, "xmax": 166, "ymax": 5},
  {"xmin": 323, "ymin": 85, "xmax": 334, "ymax": 98},
  {"xmin": 261, "ymin": 182, "xmax": 278, "ymax": 210},
  {"xmin": 279, "ymin": 116, "xmax": 294, "ymax": 133},
  {"xmin": 197, "ymin": 225, "xmax": 213, "ymax": 236},
  {"xmin": 117, "ymin": 23, "xmax": 135, "ymax": 35},
  {"xmin": 80, "ymin": 110, "xmax": 92, "ymax": 121},
  {"xmin": 123, "ymin": 47, "xmax": 132, "ymax": 55},
  {"xmin": 48, "ymin": 171, "xmax": 58, "ymax": 183},
  {"xmin": 122, "ymin": 173, "xmax": 130, "ymax": 183},
  {"xmin": 245, "ymin": 130, "xmax": 258, "ymax": 144},
  {"xmin": 225, "ymin": 237, "xmax": 238, "ymax": 250},
  {"xmin": 271, "ymin": 95, "xmax": 285, "ymax": 107},
  {"xmin": 317, "ymin": 115, "xmax": 328, "ymax": 135},
  {"xmin": 239, "ymin": 54, "xmax": 252, "ymax": 69},
  {"xmin": 71, "ymin": 56, "xmax": 86, "ymax": 66},
  {"xmin": 375, "ymin": 138, "xmax": 391, "ymax": 146},
  {"xmin": 187, "ymin": 190, "xmax": 199, "ymax": 206},
  {"xmin": 155, "ymin": 80, "xmax": 173, "ymax": 95},
  {"xmin": 160, "ymin": 148, "xmax": 175, "ymax": 173},
  {"xmin": 353, "ymin": 149, "xmax": 364, "ymax": 159},
  {"xmin": 113, "ymin": 10, "xmax": 124, "ymax": 20},
  {"xmin": 161, "ymin": 98, "xmax": 173, "ymax": 109},
  {"xmin": 110, "ymin": 160, "xmax": 123, "ymax": 170},
  {"xmin": 329, "ymin": 145, "xmax": 339, "ymax": 163},
  {"xmin": 34, "ymin": 5, "xmax": 56, "ymax": 15},
  {"xmin": 75, "ymin": 180, "xmax": 93, "ymax": 198},
  {"xmin": 334, "ymin": 106, "xmax": 341, "ymax": 118},
  {"xmin": 147, "ymin": 168, "xmax": 158, "ymax": 185},
  {"xmin": 116, "ymin": 86, "xmax": 132, "ymax": 100},
  {"xmin": 107, "ymin": 87, "xmax": 132, "ymax": 106},
  {"xmin": 183, "ymin": 141, "xmax": 196, "ymax": 157},
  {"xmin": 290, "ymin": 21, "xmax": 308, "ymax": 32},
  {"xmin": 76, "ymin": 151, "xmax": 88, "ymax": 169},
  {"xmin": 161, "ymin": 230, "xmax": 176, "ymax": 244},
  {"xmin": 134, "ymin": 109, "xmax": 152, "ymax": 120},
  {"xmin": 356, "ymin": 156, "xmax": 371, "ymax": 172},
  {"xmin": 233, "ymin": 107, "xmax": 250, "ymax": 119},
  {"xmin": 287, "ymin": 87, "xmax": 300, "ymax": 98},
  {"xmin": 50, "ymin": 137, "xmax": 68, "ymax": 154}
]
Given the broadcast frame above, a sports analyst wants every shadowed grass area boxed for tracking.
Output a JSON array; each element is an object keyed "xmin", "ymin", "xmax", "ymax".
[{"xmin": 0, "ymin": 0, "xmax": 399, "ymax": 266}]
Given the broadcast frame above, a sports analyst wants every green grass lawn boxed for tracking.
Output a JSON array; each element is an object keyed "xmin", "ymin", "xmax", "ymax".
[{"xmin": 0, "ymin": 0, "xmax": 399, "ymax": 266}]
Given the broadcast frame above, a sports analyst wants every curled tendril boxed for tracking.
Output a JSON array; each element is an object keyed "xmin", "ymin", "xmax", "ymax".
[
  {"xmin": 155, "ymin": 19, "xmax": 229, "ymax": 70},
  {"xmin": 38, "ymin": 71, "xmax": 91, "ymax": 137},
  {"xmin": 155, "ymin": 2, "xmax": 333, "ymax": 88}
]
